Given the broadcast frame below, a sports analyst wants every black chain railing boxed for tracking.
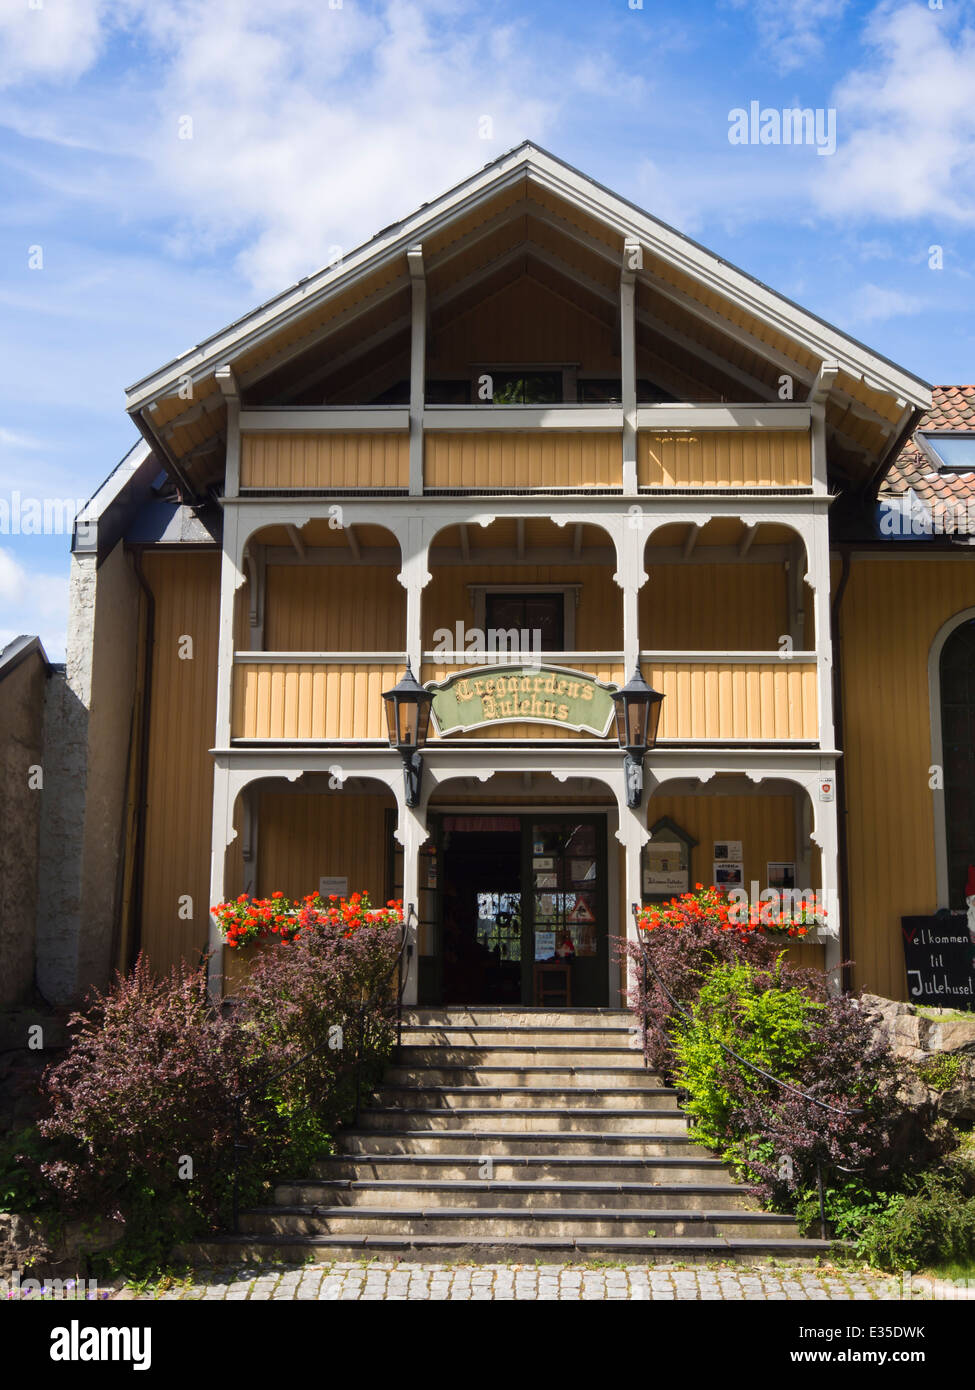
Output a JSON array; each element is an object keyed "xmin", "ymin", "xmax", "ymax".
[
  {"xmin": 631, "ymin": 904, "xmax": 862, "ymax": 1240},
  {"xmin": 228, "ymin": 903, "xmax": 415, "ymax": 1234}
]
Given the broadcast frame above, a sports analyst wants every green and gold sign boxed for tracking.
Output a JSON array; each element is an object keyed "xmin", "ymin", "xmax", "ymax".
[{"xmin": 428, "ymin": 665, "xmax": 617, "ymax": 736}]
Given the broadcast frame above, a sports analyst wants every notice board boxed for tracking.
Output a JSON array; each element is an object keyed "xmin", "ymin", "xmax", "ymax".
[{"xmin": 900, "ymin": 914, "xmax": 975, "ymax": 1012}]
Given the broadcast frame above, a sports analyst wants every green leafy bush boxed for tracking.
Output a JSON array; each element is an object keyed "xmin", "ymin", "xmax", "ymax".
[
  {"xmin": 917, "ymin": 1053, "xmax": 962, "ymax": 1093},
  {"xmin": 849, "ymin": 1155, "xmax": 975, "ymax": 1271},
  {"xmin": 671, "ymin": 960, "xmax": 822, "ymax": 1150}
]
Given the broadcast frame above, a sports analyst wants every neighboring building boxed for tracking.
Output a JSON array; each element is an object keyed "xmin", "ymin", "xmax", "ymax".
[{"xmin": 14, "ymin": 143, "xmax": 975, "ymax": 1007}]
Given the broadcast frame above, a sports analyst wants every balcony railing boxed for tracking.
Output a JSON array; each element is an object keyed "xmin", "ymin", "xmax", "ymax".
[{"xmin": 230, "ymin": 650, "xmax": 819, "ymax": 744}]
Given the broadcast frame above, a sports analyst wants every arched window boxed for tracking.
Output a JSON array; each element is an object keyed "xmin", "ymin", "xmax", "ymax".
[{"xmin": 938, "ymin": 617, "xmax": 975, "ymax": 908}]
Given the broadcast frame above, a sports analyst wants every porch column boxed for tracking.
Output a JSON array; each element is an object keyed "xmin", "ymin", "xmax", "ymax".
[
  {"xmin": 810, "ymin": 781, "xmax": 842, "ymax": 983},
  {"xmin": 214, "ymin": 504, "xmax": 245, "ymax": 749},
  {"xmin": 396, "ymin": 802, "xmax": 429, "ymax": 1005},
  {"xmin": 397, "ymin": 518, "xmax": 432, "ymax": 672},
  {"xmin": 408, "ymin": 245, "xmax": 426, "ymax": 497},
  {"xmin": 621, "ymin": 241, "xmax": 639, "ymax": 495},
  {"xmin": 614, "ymin": 517, "xmax": 647, "ymax": 672},
  {"xmin": 806, "ymin": 515, "xmax": 836, "ymax": 748},
  {"xmin": 615, "ymin": 801, "xmax": 651, "ymax": 1002},
  {"xmin": 207, "ymin": 761, "xmax": 238, "ymax": 1000}
]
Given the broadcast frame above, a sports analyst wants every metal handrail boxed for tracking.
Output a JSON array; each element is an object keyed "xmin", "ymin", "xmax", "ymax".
[
  {"xmin": 631, "ymin": 904, "xmax": 863, "ymax": 1239},
  {"xmin": 228, "ymin": 904, "xmax": 415, "ymax": 1233}
]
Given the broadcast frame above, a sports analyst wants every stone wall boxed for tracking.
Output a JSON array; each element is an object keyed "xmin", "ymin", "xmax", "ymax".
[
  {"xmin": 36, "ymin": 544, "xmax": 140, "ymax": 1004},
  {"xmin": 863, "ymin": 993, "xmax": 975, "ymax": 1124},
  {"xmin": 0, "ymin": 647, "xmax": 47, "ymax": 1007}
]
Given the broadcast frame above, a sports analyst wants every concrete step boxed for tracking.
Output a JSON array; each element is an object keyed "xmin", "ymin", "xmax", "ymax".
[
  {"xmin": 401, "ymin": 1009, "xmax": 631, "ymax": 1028},
  {"xmin": 338, "ymin": 1130, "xmax": 705, "ymax": 1157},
  {"xmin": 355, "ymin": 1107, "xmax": 688, "ymax": 1135},
  {"xmin": 382, "ymin": 1065, "xmax": 657, "ymax": 1088},
  {"xmin": 368, "ymin": 1086, "xmax": 682, "ymax": 1111},
  {"xmin": 397, "ymin": 1046, "xmax": 646, "ymax": 1068},
  {"xmin": 181, "ymin": 1234, "xmax": 838, "ymax": 1266},
  {"xmin": 399, "ymin": 1026, "xmax": 636, "ymax": 1049},
  {"xmin": 237, "ymin": 1207, "xmax": 800, "ymax": 1240},
  {"xmin": 272, "ymin": 1179, "xmax": 757, "ymax": 1211},
  {"xmin": 309, "ymin": 1153, "xmax": 736, "ymax": 1184}
]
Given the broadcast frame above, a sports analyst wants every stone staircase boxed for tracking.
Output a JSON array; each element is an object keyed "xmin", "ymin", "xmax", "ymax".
[{"xmin": 189, "ymin": 1008, "xmax": 835, "ymax": 1265}]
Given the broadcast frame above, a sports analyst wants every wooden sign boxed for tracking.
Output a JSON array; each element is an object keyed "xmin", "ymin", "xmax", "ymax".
[
  {"xmin": 428, "ymin": 665, "xmax": 616, "ymax": 736},
  {"xmin": 900, "ymin": 914, "xmax": 975, "ymax": 1011}
]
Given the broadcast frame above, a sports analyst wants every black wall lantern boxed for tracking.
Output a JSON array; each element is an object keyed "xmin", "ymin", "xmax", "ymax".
[
  {"xmin": 382, "ymin": 659, "xmax": 433, "ymax": 808},
  {"xmin": 611, "ymin": 666, "xmax": 665, "ymax": 808}
]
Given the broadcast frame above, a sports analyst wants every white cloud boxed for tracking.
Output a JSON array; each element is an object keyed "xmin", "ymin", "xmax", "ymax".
[
  {"xmin": 0, "ymin": 547, "xmax": 68, "ymax": 659},
  {"xmin": 729, "ymin": 0, "xmax": 849, "ymax": 74},
  {"xmin": 0, "ymin": 0, "xmax": 560, "ymax": 294},
  {"xmin": 815, "ymin": 2, "xmax": 975, "ymax": 224},
  {"xmin": 0, "ymin": 0, "xmax": 109, "ymax": 88},
  {"xmin": 846, "ymin": 282, "xmax": 926, "ymax": 323}
]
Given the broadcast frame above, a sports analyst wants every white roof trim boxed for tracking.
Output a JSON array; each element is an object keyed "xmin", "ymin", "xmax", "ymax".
[
  {"xmin": 76, "ymin": 438, "xmax": 154, "ymax": 525},
  {"xmin": 124, "ymin": 143, "xmax": 932, "ymax": 416}
]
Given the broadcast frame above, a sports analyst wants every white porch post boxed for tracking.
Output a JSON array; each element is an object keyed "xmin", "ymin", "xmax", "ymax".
[
  {"xmin": 614, "ymin": 516, "xmax": 647, "ymax": 673},
  {"xmin": 620, "ymin": 242, "xmax": 639, "ymax": 496},
  {"xmin": 207, "ymin": 761, "xmax": 238, "ymax": 1000},
  {"xmin": 398, "ymin": 518, "xmax": 432, "ymax": 672},
  {"xmin": 397, "ymin": 802, "xmax": 429, "ymax": 1005},
  {"xmin": 810, "ymin": 780, "xmax": 843, "ymax": 983},
  {"xmin": 408, "ymin": 245, "xmax": 426, "ymax": 497},
  {"xmin": 616, "ymin": 801, "xmax": 651, "ymax": 1002}
]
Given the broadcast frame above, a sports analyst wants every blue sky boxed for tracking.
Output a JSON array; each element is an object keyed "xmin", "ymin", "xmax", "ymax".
[{"xmin": 2, "ymin": 0, "xmax": 974, "ymax": 657}]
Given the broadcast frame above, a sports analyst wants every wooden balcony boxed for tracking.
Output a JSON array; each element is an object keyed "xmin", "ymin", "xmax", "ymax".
[{"xmin": 230, "ymin": 651, "xmax": 819, "ymax": 744}]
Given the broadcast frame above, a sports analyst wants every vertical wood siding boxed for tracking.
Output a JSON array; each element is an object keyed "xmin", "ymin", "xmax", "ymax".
[
  {"xmin": 638, "ymin": 430, "xmax": 811, "ymax": 488},
  {"xmin": 240, "ymin": 432, "xmax": 408, "ymax": 489},
  {"xmin": 424, "ymin": 433, "xmax": 622, "ymax": 489},
  {"xmin": 263, "ymin": 564, "xmax": 406, "ymax": 650},
  {"xmin": 255, "ymin": 790, "xmax": 392, "ymax": 901},
  {"xmin": 233, "ymin": 663, "xmax": 401, "ymax": 740},
  {"xmin": 840, "ymin": 557, "xmax": 975, "ymax": 998},
  {"xmin": 139, "ymin": 552, "xmax": 220, "ymax": 974},
  {"xmin": 641, "ymin": 563, "xmax": 789, "ymax": 650},
  {"xmin": 646, "ymin": 662, "xmax": 818, "ymax": 741}
]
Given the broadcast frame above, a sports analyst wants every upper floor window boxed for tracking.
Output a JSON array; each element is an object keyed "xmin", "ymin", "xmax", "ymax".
[
  {"xmin": 485, "ymin": 591, "xmax": 565, "ymax": 651},
  {"xmin": 486, "ymin": 371, "xmax": 563, "ymax": 405},
  {"xmin": 918, "ymin": 432, "xmax": 975, "ymax": 472}
]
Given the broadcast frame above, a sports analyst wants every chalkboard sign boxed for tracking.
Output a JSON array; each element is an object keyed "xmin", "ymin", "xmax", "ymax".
[{"xmin": 900, "ymin": 914, "xmax": 975, "ymax": 1012}]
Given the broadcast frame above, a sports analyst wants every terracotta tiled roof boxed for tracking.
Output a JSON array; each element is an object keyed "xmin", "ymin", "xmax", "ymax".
[{"xmin": 882, "ymin": 386, "xmax": 975, "ymax": 530}]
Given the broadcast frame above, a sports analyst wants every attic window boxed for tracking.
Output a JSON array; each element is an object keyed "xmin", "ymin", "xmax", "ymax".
[{"xmin": 918, "ymin": 432, "xmax": 975, "ymax": 471}]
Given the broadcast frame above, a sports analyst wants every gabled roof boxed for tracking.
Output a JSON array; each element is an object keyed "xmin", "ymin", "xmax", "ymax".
[{"xmin": 125, "ymin": 141, "xmax": 932, "ymax": 498}]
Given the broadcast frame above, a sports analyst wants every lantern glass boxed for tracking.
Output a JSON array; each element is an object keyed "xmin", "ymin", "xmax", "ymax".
[
  {"xmin": 382, "ymin": 662, "xmax": 433, "ymax": 752},
  {"xmin": 612, "ymin": 668, "xmax": 664, "ymax": 752}
]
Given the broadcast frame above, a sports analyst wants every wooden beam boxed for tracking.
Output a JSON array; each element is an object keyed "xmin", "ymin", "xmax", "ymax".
[
  {"xmin": 285, "ymin": 524, "xmax": 306, "ymax": 559},
  {"xmin": 738, "ymin": 524, "xmax": 758, "ymax": 558}
]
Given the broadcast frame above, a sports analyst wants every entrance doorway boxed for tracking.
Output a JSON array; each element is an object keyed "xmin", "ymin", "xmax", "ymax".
[{"xmin": 428, "ymin": 813, "xmax": 608, "ymax": 1007}]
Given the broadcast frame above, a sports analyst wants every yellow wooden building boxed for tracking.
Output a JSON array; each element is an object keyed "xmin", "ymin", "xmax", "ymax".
[{"xmin": 60, "ymin": 143, "xmax": 975, "ymax": 1008}]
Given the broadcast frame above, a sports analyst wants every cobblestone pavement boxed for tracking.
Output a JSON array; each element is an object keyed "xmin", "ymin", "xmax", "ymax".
[{"xmin": 115, "ymin": 1261, "xmax": 935, "ymax": 1301}]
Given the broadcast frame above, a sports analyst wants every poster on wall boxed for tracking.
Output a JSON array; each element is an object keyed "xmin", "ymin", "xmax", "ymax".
[
  {"xmin": 713, "ymin": 861, "xmax": 744, "ymax": 889},
  {"xmin": 319, "ymin": 876, "xmax": 349, "ymax": 899},
  {"xmin": 642, "ymin": 841, "xmax": 688, "ymax": 896},
  {"xmin": 713, "ymin": 841, "xmax": 742, "ymax": 862},
  {"xmin": 534, "ymin": 931, "xmax": 556, "ymax": 960},
  {"xmin": 767, "ymin": 861, "xmax": 796, "ymax": 891}
]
